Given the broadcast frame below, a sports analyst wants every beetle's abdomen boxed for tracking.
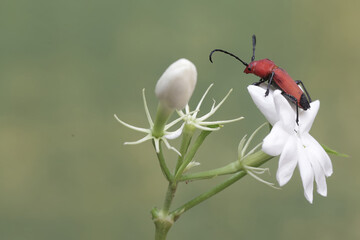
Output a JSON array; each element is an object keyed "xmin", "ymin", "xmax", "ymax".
[
  {"xmin": 299, "ymin": 93, "xmax": 310, "ymax": 110},
  {"xmin": 272, "ymin": 68, "xmax": 306, "ymax": 108}
]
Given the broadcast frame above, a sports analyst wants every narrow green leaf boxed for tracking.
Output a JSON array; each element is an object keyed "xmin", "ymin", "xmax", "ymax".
[{"xmin": 322, "ymin": 144, "xmax": 349, "ymax": 157}]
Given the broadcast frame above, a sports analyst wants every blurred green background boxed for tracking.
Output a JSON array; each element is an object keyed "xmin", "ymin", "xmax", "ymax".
[{"xmin": 0, "ymin": 0, "xmax": 359, "ymax": 239}]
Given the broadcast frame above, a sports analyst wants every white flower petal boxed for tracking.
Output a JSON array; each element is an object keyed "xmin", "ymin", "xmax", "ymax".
[
  {"xmin": 273, "ymin": 90, "xmax": 296, "ymax": 132},
  {"xmin": 206, "ymin": 88, "xmax": 233, "ymax": 118},
  {"xmin": 200, "ymin": 116, "xmax": 244, "ymax": 125},
  {"xmin": 247, "ymin": 85, "xmax": 278, "ymax": 125},
  {"xmin": 262, "ymin": 122, "xmax": 290, "ymax": 156},
  {"xmin": 300, "ymin": 134, "xmax": 327, "ymax": 196},
  {"xmin": 302, "ymin": 134, "xmax": 333, "ymax": 177},
  {"xmin": 153, "ymin": 139, "xmax": 160, "ymax": 153},
  {"xmin": 184, "ymin": 161, "xmax": 200, "ymax": 172},
  {"xmin": 310, "ymin": 157, "xmax": 327, "ymax": 196},
  {"xmin": 142, "ymin": 89, "xmax": 154, "ymax": 127},
  {"xmin": 193, "ymin": 123, "xmax": 220, "ymax": 131},
  {"xmin": 276, "ymin": 136, "xmax": 299, "ymax": 186},
  {"xmin": 124, "ymin": 135, "xmax": 153, "ymax": 145},
  {"xmin": 298, "ymin": 143, "xmax": 315, "ymax": 203},
  {"xmin": 163, "ymin": 138, "xmax": 181, "ymax": 156},
  {"xmin": 299, "ymin": 100, "xmax": 320, "ymax": 134},
  {"xmin": 114, "ymin": 114, "xmax": 149, "ymax": 133},
  {"xmin": 193, "ymin": 84, "xmax": 213, "ymax": 117},
  {"xmin": 165, "ymin": 123, "xmax": 184, "ymax": 140}
]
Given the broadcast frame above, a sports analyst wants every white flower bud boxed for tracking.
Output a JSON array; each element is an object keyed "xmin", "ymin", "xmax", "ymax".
[{"xmin": 155, "ymin": 58, "xmax": 197, "ymax": 110}]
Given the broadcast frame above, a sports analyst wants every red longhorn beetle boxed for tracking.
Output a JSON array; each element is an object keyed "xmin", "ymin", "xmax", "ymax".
[{"xmin": 209, "ymin": 35, "xmax": 312, "ymax": 125}]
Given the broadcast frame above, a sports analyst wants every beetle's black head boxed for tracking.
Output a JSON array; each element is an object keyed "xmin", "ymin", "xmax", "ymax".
[{"xmin": 300, "ymin": 94, "xmax": 310, "ymax": 110}]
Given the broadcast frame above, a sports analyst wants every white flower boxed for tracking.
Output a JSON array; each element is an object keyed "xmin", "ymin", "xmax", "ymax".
[
  {"xmin": 114, "ymin": 89, "xmax": 183, "ymax": 155},
  {"xmin": 248, "ymin": 85, "xmax": 333, "ymax": 203},
  {"xmin": 177, "ymin": 84, "xmax": 244, "ymax": 131},
  {"xmin": 155, "ymin": 58, "xmax": 197, "ymax": 110}
]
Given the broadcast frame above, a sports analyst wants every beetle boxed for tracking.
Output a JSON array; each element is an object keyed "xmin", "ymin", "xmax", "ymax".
[{"xmin": 209, "ymin": 35, "xmax": 312, "ymax": 125}]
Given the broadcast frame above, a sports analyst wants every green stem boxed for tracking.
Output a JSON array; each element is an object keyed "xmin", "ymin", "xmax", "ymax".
[
  {"xmin": 163, "ymin": 183, "xmax": 177, "ymax": 213},
  {"xmin": 174, "ymin": 124, "xmax": 196, "ymax": 173},
  {"xmin": 174, "ymin": 130, "xmax": 212, "ymax": 180},
  {"xmin": 174, "ymin": 171, "xmax": 247, "ymax": 218},
  {"xmin": 179, "ymin": 161, "xmax": 240, "ymax": 181},
  {"xmin": 152, "ymin": 208, "xmax": 174, "ymax": 240},
  {"xmin": 171, "ymin": 150, "xmax": 273, "ymax": 218},
  {"xmin": 154, "ymin": 140, "xmax": 173, "ymax": 182}
]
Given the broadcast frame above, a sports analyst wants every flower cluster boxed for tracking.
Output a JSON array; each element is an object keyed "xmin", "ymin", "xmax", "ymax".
[
  {"xmin": 248, "ymin": 85, "xmax": 333, "ymax": 203},
  {"xmin": 115, "ymin": 58, "xmax": 242, "ymax": 155},
  {"xmin": 115, "ymin": 56, "xmax": 334, "ymax": 204}
]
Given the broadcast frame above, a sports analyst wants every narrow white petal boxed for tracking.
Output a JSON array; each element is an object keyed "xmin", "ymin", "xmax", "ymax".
[
  {"xmin": 184, "ymin": 161, "xmax": 201, "ymax": 172},
  {"xmin": 197, "ymin": 98, "xmax": 217, "ymax": 121},
  {"xmin": 154, "ymin": 139, "xmax": 160, "ymax": 153},
  {"xmin": 298, "ymin": 142, "xmax": 315, "ymax": 203},
  {"xmin": 185, "ymin": 105, "xmax": 190, "ymax": 114},
  {"xmin": 303, "ymin": 134, "xmax": 333, "ymax": 177},
  {"xmin": 306, "ymin": 148, "xmax": 327, "ymax": 196},
  {"xmin": 176, "ymin": 109, "xmax": 185, "ymax": 118},
  {"xmin": 163, "ymin": 138, "xmax": 181, "ymax": 156},
  {"xmin": 262, "ymin": 122, "xmax": 290, "ymax": 156},
  {"xmin": 243, "ymin": 122, "xmax": 267, "ymax": 156},
  {"xmin": 197, "ymin": 89, "xmax": 233, "ymax": 121},
  {"xmin": 247, "ymin": 85, "xmax": 278, "ymax": 125},
  {"xmin": 165, "ymin": 115, "xmax": 184, "ymax": 129},
  {"xmin": 210, "ymin": 88, "xmax": 233, "ymax": 113},
  {"xmin": 124, "ymin": 135, "xmax": 153, "ymax": 145},
  {"xmin": 238, "ymin": 135, "xmax": 247, "ymax": 159},
  {"xmin": 276, "ymin": 136, "xmax": 299, "ymax": 186},
  {"xmin": 194, "ymin": 123, "xmax": 220, "ymax": 131},
  {"xmin": 299, "ymin": 100, "xmax": 320, "ymax": 134},
  {"xmin": 200, "ymin": 116, "xmax": 244, "ymax": 125},
  {"xmin": 246, "ymin": 166, "xmax": 270, "ymax": 175},
  {"xmin": 246, "ymin": 168, "xmax": 280, "ymax": 189},
  {"xmin": 243, "ymin": 142, "xmax": 262, "ymax": 159},
  {"xmin": 165, "ymin": 123, "xmax": 184, "ymax": 140},
  {"xmin": 210, "ymin": 99, "xmax": 216, "ymax": 111},
  {"xmin": 114, "ymin": 114, "xmax": 149, "ymax": 133},
  {"xmin": 273, "ymin": 90, "xmax": 296, "ymax": 132},
  {"xmin": 142, "ymin": 89, "xmax": 154, "ymax": 127},
  {"xmin": 193, "ymin": 84, "xmax": 213, "ymax": 117}
]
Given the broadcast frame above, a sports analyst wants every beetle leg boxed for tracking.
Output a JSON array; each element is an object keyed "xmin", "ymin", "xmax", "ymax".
[
  {"xmin": 281, "ymin": 92, "xmax": 299, "ymax": 126},
  {"xmin": 265, "ymin": 71, "xmax": 275, "ymax": 97},
  {"xmin": 252, "ymin": 78, "xmax": 266, "ymax": 86},
  {"xmin": 295, "ymin": 80, "xmax": 312, "ymax": 103}
]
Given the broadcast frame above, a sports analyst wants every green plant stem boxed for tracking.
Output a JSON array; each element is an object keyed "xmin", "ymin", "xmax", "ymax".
[
  {"xmin": 151, "ymin": 208, "xmax": 174, "ymax": 240},
  {"xmin": 172, "ymin": 150, "xmax": 273, "ymax": 218},
  {"xmin": 175, "ymin": 124, "xmax": 196, "ymax": 173},
  {"xmin": 163, "ymin": 183, "xmax": 177, "ymax": 213},
  {"xmin": 154, "ymin": 140, "xmax": 173, "ymax": 182},
  {"xmin": 174, "ymin": 130, "xmax": 212, "ymax": 180},
  {"xmin": 153, "ymin": 127, "xmax": 213, "ymax": 240},
  {"xmin": 159, "ymin": 124, "xmax": 196, "ymax": 212},
  {"xmin": 179, "ymin": 161, "xmax": 240, "ymax": 181}
]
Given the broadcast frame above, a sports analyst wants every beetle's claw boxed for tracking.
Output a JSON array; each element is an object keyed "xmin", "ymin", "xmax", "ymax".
[{"xmin": 264, "ymin": 90, "xmax": 269, "ymax": 97}]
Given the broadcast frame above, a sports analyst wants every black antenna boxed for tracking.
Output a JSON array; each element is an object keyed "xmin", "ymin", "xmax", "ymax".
[
  {"xmin": 251, "ymin": 34, "xmax": 256, "ymax": 62},
  {"xmin": 209, "ymin": 49, "xmax": 248, "ymax": 66}
]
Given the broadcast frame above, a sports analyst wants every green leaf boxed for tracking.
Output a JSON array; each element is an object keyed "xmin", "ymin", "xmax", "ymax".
[{"xmin": 321, "ymin": 144, "xmax": 349, "ymax": 157}]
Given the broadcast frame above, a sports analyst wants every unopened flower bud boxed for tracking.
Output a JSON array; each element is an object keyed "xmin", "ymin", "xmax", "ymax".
[{"xmin": 155, "ymin": 58, "xmax": 197, "ymax": 110}]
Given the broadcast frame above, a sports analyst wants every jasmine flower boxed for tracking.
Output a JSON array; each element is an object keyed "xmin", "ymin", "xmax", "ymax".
[{"xmin": 248, "ymin": 85, "xmax": 333, "ymax": 203}]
